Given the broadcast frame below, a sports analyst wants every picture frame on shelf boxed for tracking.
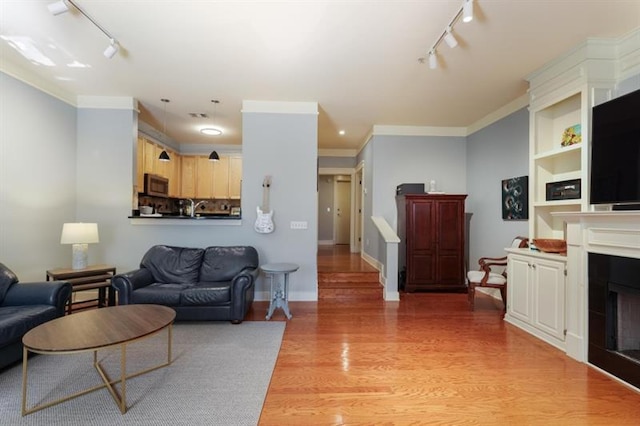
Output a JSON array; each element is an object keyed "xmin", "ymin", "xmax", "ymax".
[
  {"xmin": 561, "ymin": 124, "xmax": 582, "ymax": 147},
  {"xmin": 502, "ymin": 175, "xmax": 528, "ymax": 220}
]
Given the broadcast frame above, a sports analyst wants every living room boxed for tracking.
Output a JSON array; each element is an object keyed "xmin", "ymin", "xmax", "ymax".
[{"xmin": 2, "ymin": 1, "xmax": 640, "ymax": 422}]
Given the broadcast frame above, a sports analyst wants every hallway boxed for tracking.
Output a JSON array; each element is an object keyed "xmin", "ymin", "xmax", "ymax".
[{"xmin": 317, "ymin": 245, "xmax": 381, "ymax": 300}]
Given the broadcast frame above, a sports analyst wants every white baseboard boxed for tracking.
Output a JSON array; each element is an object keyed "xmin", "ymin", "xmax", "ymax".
[{"xmin": 318, "ymin": 240, "xmax": 334, "ymax": 246}]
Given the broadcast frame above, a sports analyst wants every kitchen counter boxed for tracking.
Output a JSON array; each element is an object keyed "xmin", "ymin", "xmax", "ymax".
[{"xmin": 129, "ymin": 213, "xmax": 242, "ymax": 226}]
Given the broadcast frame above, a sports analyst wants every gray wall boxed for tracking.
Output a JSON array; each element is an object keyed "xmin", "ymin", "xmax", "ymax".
[
  {"xmin": 2, "ymin": 73, "xmax": 319, "ymax": 300},
  {"xmin": 466, "ymin": 108, "xmax": 529, "ymax": 268},
  {"xmin": 318, "ymin": 156, "xmax": 357, "ymax": 168},
  {"xmin": 0, "ymin": 72, "xmax": 77, "ymax": 280},
  {"xmin": 359, "ymin": 134, "xmax": 467, "ymax": 263}
]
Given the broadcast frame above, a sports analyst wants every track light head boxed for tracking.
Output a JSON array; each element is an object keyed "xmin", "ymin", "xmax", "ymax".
[
  {"xmin": 428, "ymin": 51, "xmax": 438, "ymax": 69},
  {"xmin": 103, "ymin": 39, "xmax": 119, "ymax": 59},
  {"xmin": 463, "ymin": 0, "xmax": 474, "ymax": 23},
  {"xmin": 48, "ymin": 0, "xmax": 69, "ymax": 15},
  {"xmin": 444, "ymin": 27, "xmax": 458, "ymax": 48}
]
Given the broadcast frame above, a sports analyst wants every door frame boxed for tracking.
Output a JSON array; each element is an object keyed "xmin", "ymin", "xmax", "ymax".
[{"xmin": 318, "ymin": 166, "xmax": 362, "ymax": 253}]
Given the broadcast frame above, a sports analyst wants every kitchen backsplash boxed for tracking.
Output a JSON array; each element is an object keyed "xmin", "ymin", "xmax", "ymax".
[{"xmin": 138, "ymin": 195, "xmax": 240, "ymax": 215}]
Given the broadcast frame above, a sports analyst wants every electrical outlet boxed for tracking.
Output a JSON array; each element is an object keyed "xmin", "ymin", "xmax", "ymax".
[{"xmin": 290, "ymin": 221, "xmax": 308, "ymax": 230}]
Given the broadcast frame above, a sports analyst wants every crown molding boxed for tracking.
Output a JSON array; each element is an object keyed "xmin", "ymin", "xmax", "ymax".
[
  {"xmin": 318, "ymin": 149, "xmax": 357, "ymax": 157},
  {"xmin": 0, "ymin": 64, "xmax": 76, "ymax": 106},
  {"xmin": 372, "ymin": 125, "xmax": 466, "ymax": 137},
  {"xmin": 466, "ymin": 94, "xmax": 529, "ymax": 135}
]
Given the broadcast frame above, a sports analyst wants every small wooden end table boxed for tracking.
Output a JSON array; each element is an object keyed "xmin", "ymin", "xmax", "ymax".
[
  {"xmin": 21, "ymin": 304, "xmax": 175, "ymax": 416},
  {"xmin": 46, "ymin": 264, "xmax": 116, "ymax": 314},
  {"xmin": 261, "ymin": 263, "xmax": 299, "ymax": 320}
]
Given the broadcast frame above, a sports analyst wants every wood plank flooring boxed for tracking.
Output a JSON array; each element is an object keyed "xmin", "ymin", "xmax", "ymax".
[{"xmin": 248, "ymin": 246, "xmax": 640, "ymax": 425}]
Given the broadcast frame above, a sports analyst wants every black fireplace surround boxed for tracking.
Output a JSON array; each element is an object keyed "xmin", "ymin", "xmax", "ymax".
[{"xmin": 589, "ymin": 252, "xmax": 640, "ymax": 388}]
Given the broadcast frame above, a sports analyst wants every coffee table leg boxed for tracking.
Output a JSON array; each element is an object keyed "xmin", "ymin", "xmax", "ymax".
[{"xmin": 21, "ymin": 346, "xmax": 29, "ymax": 416}]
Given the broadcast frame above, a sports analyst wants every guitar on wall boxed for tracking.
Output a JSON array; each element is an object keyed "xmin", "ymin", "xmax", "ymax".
[{"xmin": 255, "ymin": 175, "xmax": 274, "ymax": 234}]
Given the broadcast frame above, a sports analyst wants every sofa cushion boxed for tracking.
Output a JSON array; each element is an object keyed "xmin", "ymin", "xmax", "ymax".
[
  {"xmin": 141, "ymin": 245, "xmax": 204, "ymax": 284},
  {"xmin": 0, "ymin": 262, "xmax": 19, "ymax": 305},
  {"xmin": 0, "ymin": 305, "xmax": 59, "ymax": 348},
  {"xmin": 181, "ymin": 281, "xmax": 231, "ymax": 306},
  {"xmin": 132, "ymin": 282, "xmax": 191, "ymax": 306},
  {"xmin": 200, "ymin": 246, "xmax": 259, "ymax": 282}
]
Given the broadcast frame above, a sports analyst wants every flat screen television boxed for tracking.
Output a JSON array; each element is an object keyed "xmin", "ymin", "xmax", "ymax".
[{"xmin": 590, "ymin": 88, "xmax": 640, "ymax": 207}]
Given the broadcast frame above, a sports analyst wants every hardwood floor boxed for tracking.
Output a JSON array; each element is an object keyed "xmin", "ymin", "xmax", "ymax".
[{"xmin": 248, "ymin": 246, "xmax": 640, "ymax": 425}]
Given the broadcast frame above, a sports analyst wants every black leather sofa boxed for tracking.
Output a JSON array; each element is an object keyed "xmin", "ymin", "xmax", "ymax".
[
  {"xmin": 111, "ymin": 245, "xmax": 259, "ymax": 323},
  {"xmin": 0, "ymin": 263, "xmax": 71, "ymax": 370}
]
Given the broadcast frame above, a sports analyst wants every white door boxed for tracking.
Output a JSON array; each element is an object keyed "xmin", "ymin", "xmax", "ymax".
[{"xmin": 335, "ymin": 180, "xmax": 351, "ymax": 245}]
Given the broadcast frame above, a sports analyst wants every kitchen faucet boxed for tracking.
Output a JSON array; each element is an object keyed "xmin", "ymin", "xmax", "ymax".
[{"xmin": 192, "ymin": 200, "xmax": 208, "ymax": 217}]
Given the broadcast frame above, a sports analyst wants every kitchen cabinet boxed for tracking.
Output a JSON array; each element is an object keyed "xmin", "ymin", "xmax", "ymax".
[
  {"xmin": 196, "ymin": 156, "xmax": 214, "ymax": 198},
  {"xmin": 168, "ymin": 150, "xmax": 181, "ymax": 197},
  {"xmin": 181, "ymin": 156, "xmax": 197, "ymax": 198},
  {"xmin": 212, "ymin": 156, "xmax": 230, "ymax": 199},
  {"xmin": 229, "ymin": 156, "xmax": 242, "ymax": 199},
  {"xmin": 396, "ymin": 194, "xmax": 467, "ymax": 292},
  {"xmin": 136, "ymin": 137, "xmax": 145, "ymax": 192},
  {"xmin": 506, "ymin": 249, "xmax": 567, "ymax": 349}
]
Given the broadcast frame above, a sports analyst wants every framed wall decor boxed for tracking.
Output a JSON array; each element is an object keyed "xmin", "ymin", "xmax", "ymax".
[{"xmin": 502, "ymin": 176, "xmax": 528, "ymax": 220}]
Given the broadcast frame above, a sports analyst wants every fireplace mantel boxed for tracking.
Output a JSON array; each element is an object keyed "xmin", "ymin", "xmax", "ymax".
[{"xmin": 551, "ymin": 211, "xmax": 640, "ymax": 386}]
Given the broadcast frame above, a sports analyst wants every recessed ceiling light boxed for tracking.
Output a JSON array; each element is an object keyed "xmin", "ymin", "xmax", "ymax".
[
  {"xmin": 201, "ymin": 128, "xmax": 223, "ymax": 136},
  {"xmin": 339, "ymin": 130, "xmax": 346, "ymax": 136}
]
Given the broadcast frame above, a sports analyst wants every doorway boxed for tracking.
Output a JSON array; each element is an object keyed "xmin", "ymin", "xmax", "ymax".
[{"xmin": 334, "ymin": 177, "xmax": 351, "ymax": 245}]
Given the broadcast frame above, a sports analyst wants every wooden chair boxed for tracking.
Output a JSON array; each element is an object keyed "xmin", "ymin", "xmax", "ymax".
[{"xmin": 467, "ymin": 236, "xmax": 529, "ymax": 316}]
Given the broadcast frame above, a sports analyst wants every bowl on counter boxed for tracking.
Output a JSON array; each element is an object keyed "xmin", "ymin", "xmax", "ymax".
[
  {"xmin": 140, "ymin": 206, "xmax": 153, "ymax": 215},
  {"xmin": 532, "ymin": 238, "xmax": 567, "ymax": 254}
]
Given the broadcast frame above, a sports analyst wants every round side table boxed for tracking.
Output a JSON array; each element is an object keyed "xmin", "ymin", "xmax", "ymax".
[{"xmin": 261, "ymin": 263, "xmax": 299, "ymax": 320}]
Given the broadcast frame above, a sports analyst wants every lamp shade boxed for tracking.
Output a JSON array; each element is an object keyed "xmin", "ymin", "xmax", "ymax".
[
  {"xmin": 208, "ymin": 150, "xmax": 220, "ymax": 161},
  {"xmin": 60, "ymin": 223, "xmax": 99, "ymax": 244},
  {"xmin": 159, "ymin": 150, "xmax": 171, "ymax": 162}
]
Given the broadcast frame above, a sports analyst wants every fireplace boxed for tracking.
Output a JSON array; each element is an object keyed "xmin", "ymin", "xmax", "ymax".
[{"xmin": 589, "ymin": 252, "xmax": 640, "ymax": 387}]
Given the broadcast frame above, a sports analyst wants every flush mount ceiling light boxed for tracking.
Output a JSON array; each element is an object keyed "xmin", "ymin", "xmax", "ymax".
[
  {"xmin": 48, "ymin": 0, "xmax": 121, "ymax": 59},
  {"xmin": 158, "ymin": 98, "xmax": 171, "ymax": 162},
  {"xmin": 420, "ymin": 0, "xmax": 476, "ymax": 70}
]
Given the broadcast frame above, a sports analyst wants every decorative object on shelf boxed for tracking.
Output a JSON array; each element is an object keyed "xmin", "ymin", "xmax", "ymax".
[
  {"xmin": 532, "ymin": 238, "xmax": 567, "ymax": 254},
  {"xmin": 561, "ymin": 124, "xmax": 581, "ymax": 147},
  {"xmin": 60, "ymin": 223, "xmax": 99, "ymax": 269},
  {"xmin": 501, "ymin": 175, "xmax": 528, "ymax": 220},
  {"xmin": 546, "ymin": 178, "xmax": 581, "ymax": 201},
  {"xmin": 255, "ymin": 175, "xmax": 274, "ymax": 234}
]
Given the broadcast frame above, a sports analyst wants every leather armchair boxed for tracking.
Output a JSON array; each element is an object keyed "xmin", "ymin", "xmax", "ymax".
[
  {"xmin": 112, "ymin": 245, "xmax": 259, "ymax": 323},
  {"xmin": 0, "ymin": 262, "xmax": 71, "ymax": 370}
]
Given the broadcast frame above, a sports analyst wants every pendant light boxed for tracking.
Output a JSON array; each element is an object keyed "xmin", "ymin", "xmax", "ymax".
[
  {"xmin": 205, "ymin": 99, "xmax": 222, "ymax": 162},
  {"xmin": 158, "ymin": 98, "xmax": 170, "ymax": 162}
]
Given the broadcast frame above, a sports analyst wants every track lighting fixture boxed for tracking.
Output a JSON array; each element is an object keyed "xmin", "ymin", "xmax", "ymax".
[
  {"xmin": 420, "ymin": 0, "xmax": 476, "ymax": 70},
  {"xmin": 428, "ymin": 51, "xmax": 438, "ymax": 69},
  {"xmin": 463, "ymin": 0, "xmax": 474, "ymax": 23},
  {"xmin": 444, "ymin": 27, "xmax": 458, "ymax": 48},
  {"xmin": 48, "ymin": 0, "xmax": 121, "ymax": 59}
]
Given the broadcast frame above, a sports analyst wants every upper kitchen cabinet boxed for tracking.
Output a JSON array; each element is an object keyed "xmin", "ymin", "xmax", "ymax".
[
  {"xmin": 212, "ymin": 156, "xmax": 230, "ymax": 199},
  {"xmin": 137, "ymin": 136, "xmax": 181, "ymax": 197},
  {"xmin": 196, "ymin": 156, "xmax": 214, "ymax": 198},
  {"xmin": 181, "ymin": 156, "xmax": 197, "ymax": 198},
  {"xmin": 229, "ymin": 156, "xmax": 242, "ymax": 199}
]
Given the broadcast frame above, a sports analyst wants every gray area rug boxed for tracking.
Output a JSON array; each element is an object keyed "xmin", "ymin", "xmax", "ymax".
[{"xmin": 0, "ymin": 321, "xmax": 285, "ymax": 425}]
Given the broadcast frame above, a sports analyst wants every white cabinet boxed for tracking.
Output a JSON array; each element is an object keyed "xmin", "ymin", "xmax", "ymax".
[{"xmin": 506, "ymin": 249, "xmax": 567, "ymax": 350}]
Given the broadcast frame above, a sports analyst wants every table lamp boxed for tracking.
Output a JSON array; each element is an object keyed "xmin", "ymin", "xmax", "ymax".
[{"xmin": 60, "ymin": 223, "xmax": 99, "ymax": 270}]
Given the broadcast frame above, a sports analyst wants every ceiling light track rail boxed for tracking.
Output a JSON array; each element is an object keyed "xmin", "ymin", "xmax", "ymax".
[
  {"xmin": 48, "ymin": 0, "xmax": 120, "ymax": 58},
  {"xmin": 421, "ymin": 0, "xmax": 474, "ymax": 70}
]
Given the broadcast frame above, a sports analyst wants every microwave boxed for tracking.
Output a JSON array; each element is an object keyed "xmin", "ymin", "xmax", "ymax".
[{"xmin": 144, "ymin": 173, "xmax": 169, "ymax": 197}]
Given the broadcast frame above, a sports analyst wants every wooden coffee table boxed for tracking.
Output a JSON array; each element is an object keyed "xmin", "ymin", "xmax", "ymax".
[{"xmin": 21, "ymin": 304, "xmax": 176, "ymax": 416}]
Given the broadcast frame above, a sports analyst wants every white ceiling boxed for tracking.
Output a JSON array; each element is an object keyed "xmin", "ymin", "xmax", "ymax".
[{"xmin": 1, "ymin": 1, "xmax": 639, "ymax": 152}]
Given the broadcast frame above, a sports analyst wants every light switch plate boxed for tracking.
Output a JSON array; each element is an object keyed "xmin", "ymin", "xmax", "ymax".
[{"xmin": 290, "ymin": 221, "xmax": 308, "ymax": 229}]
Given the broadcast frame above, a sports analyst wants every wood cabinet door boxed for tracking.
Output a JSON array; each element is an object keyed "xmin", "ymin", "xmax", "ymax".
[
  {"xmin": 532, "ymin": 258, "xmax": 566, "ymax": 340},
  {"xmin": 136, "ymin": 137, "xmax": 145, "ymax": 192},
  {"xmin": 229, "ymin": 156, "xmax": 242, "ymax": 199},
  {"xmin": 181, "ymin": 156, "xmax": 197, "ymax": 198},
  {"xmin": 212, "ymin": 156, "xmax": 230, "ymax": 199},
  {"xmin": 143, "ymin": 138, "xmax": 157, "ymax": 176},
  {"xmin": 407, "ymin": 200, "xmax": 436, "ymax": 286},
  {"xmin": 168, "ymin": 151, "xmax": 181, "ymax": 197},
  {"xmin": 435, "ymin": 199, "xmax": 464, "ymax": 286},
  {"xmin": 196, "ymin": 156, "xmax": 213, "ymax": 198}
]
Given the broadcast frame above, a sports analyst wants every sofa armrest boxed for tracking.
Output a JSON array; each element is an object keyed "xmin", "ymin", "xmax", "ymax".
[
  {"xmin": 231, "ymin": 267, "xmax": 259, "ymax": 293},
  {"xmin": 2, "ymin": 281, "xmax": 71, "ymax": 313},
  {"xmin": 111, "ymin": 268, "xmax": 154, "ymax": 305}
]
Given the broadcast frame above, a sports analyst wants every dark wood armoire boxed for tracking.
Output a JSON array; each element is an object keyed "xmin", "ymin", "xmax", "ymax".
[{"xmin": 396, "ymin": 194, "xmax": 467, "ymax": 292}]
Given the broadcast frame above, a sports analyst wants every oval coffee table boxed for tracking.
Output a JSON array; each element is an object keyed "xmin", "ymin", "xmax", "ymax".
[{"xmin": 21, "ymin": 304, "xmax": 176, "ymax": 416}]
